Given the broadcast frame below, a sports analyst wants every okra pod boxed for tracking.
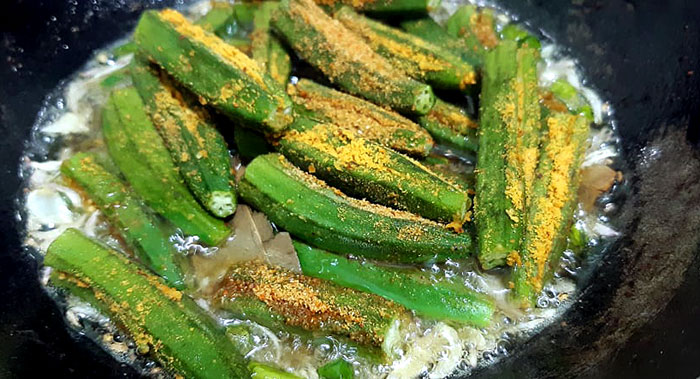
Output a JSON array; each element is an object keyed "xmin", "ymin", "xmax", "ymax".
[
  {"xmin": 548, "ymin": 79, "xmax": 594, "ymax": 121},
  {"xmin": 289, "ymin": 78, "xmax": 434, "ymax": 156},
  {"xmin": 416, "ymin": 97, "xmax": 479, "ymax": 154},
  {"xmin": 475, "ymin": 42, "xmax": 541, "ymax": 269},
  {"xmin": 250, "ymin": 2, "xmax": 293, "ymax": 86},
  {"xmin": 101, "ymin": 88, "xmax": 230, "ymax": 245},
  {"xmin": 336, "ymin": 7, "xmax": 477, "ymax": 92},
  {"xmin": 271, "ymin": 0, "xmax": 435, "ymax": 115},
  {"xmin": 45, "ymin": 229, "xmax": 250, "ymax": 378},
  {"xmin": 134, "ymin": 9, "xmax": 293, "ymax": 134},
  {"xmin": 279, "ymin": 122, "xmax": 471, "ymax": 225},
  {"xmin": 400, "ymin": 17, "xmax": 482, "ymax": 67},
  {"xmin": 445, "ymin": 5, "xmax": 500, "ymax": 56},
  {"xmin": 239, "ymin": 154, "xmax": 473, "ymax": 263},
  {"xmin": 315, "ymin": 0, "xmax": 440, "ymax": 16},
  {"xmin": 294, "ymin": 241, "xmax": 494, "ymax": 326},
  {"xmin": 195, "ymin": 3, "xmax": 235, "ymax": 33},
  {"xmin": 213, "ymin": 260, "xmax": 408, "ymax": 348},
  {"xmin": 130, "ymin": 61, "xmax": 237, "ymax": 218},
  {"xmin": 500, "ymin": 23, "xmax": 541, "ymax": 50},
  {"xmin": 511, "ymin": 113, "xmax": 589, "ymax": 307},
  {"xmin": 61, "ymin": 153, "xmax": 184, "ymax": 287}
]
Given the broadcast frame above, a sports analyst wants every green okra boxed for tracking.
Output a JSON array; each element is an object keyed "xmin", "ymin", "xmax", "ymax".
[
  {"xmin": 239, "ymin": 154, "xmax": 473, "ymax": 263},
  {"xmin": 549, "ymin": 78, "xmax": 594, "ymax": 121},
  {"xmin": 475, "ymin": 41, "xmax": 541, "ymax": 269},
  {"xmin": 250, "ymin": 363, "xmax": 304, "ymax": 379},
  {"xmin": 101, "ymin": 88, "xmax": 230, "ymax": 245},
  {"xmin": 335, "ymin": 7, "xmax": 477, "ymax": 92},
  {"xmin": 278, "ymin": 121, "xmax": 471, "ymax": 225},
  {"xmin": 250, "ymin": 2, "xmax": 293, "ymax": 86},
  {"xmin": 213, "ymin": 260, "xmax": 408, "ymax": 349},
  {"xmin": 195, "ymin": 3, "xmax": 235, "ymax": 33},
  {"xmin": 317, "ymin": 358, "xmax": 354, "ymax": 379},
  {"xmin": 400, "ymin": 17, "xmax": 482, "ymax": 67},
  {"xmin": 134, "ymin": 9, "xmax": 293, "ymax": 134},
  {"xmin": 511, "ymin": 112, "xmax": 589, "ymax": 307},
  {"xmin": 289, "ymin": 78, "xmax": 434, "ymax": 156},
  {"xmin": 314, "ymin": 0, "xmax": 440, "ymax": 16},
  {"xmin": 445, "ymin": 5, "xmax": 500, "ymax": 56},
  {"xmin": 130, "ymin": 61, "xmax": 237, "ymax": 218},
  {"xmin": 294, "ymin": 241, "xmax": 494, "ymax": 326},
  {"xmin": 45, "ymin": 229, "xmax": 250, "ymax": 378},
  {"xmin": 416, "ymin": 97, "xmax": 479, "ymax": 154},
  {"xmin": 234, "ymin": 125, "xmax": 275, "ymax": 162},
  {"xmin": 500, "ymin": 23, "xmax": 541, "ymax": 50},
  {"xmin": 271, "ymin": 0, "xmax": 435, "ymax": 115},
  {"xmin": 60, "ymin": 153, "xmax": 184, "ymax": 287}
]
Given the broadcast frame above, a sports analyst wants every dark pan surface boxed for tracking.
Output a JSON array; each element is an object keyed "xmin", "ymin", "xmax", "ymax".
[{"xmin": 1, "ymin": 1, "xmax": 699, "ymax": 378}]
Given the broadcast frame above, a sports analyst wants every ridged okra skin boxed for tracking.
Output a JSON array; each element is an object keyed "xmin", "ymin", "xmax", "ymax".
[
  {"xmin": 445, "ymin": 5, "xmax": 500, "ymax": 59},
  {"xmin": 289, "ymin": 78, "xmax": 434, "ymax": 156},
  {"xmin": 400, "ymin": 17, "xmax": 482, "ymax": 67},
  {"xmin": 60, "ymin": 153, "xmax": 185, "ymax": 287},
  {"xmin": 239, "ymin": 154, "xmax": 473, "ymax": 263},
  {"xmin": 314, "ymin": 0, "xmax": 440, "ymax": 16},
  {"xmin": 130, "ymin": 61, "xmax": 237, "ymax": 218},
  {"xmin": 278, "ymin": 121, "xmax": 471, "ymax": 225},
  {"xmin": 249, "ymin": 2, "xmax": 293, "ymax": 87},
  {"xmin": 474, "ymin": 41, "xmax": 541, "ymax": 269},
  {"xmin": 101, "ymin": 88, "xmax": 230, "ymax": 245},
  {"xmin": 335, "ymin": 7, "xmax": 477, "ymax": 92},
  {"xmin": 213, "ymin": 260, "xmax": 408, "ymax": 348},
  {"xmin": 271, "ymin": 0, "xmax": 436, "ymax": 115},
  {"xmin": 133, "ymin": 9, "xmax": 293, "ymax": 134},
  {"xmin": 45, "ymin": 229, "xmax": 250, "ymax": 379},
  {"xmin": 416, "ymin": 97, "xmax": 479, "ymax": 154},
  {"xmin": 511, "ymin": 113, "xmax": 589, "ymax": 307},
  {"xmin": 294, "ymin": 241, "xmax": 494, "ymax": 326}
]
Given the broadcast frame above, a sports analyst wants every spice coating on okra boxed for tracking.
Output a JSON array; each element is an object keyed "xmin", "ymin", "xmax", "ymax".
[
  {"xmin": 160, "ymin": 9, "xmax": 267, "ymax": 89},
  {"xmin": 215, "ymin": 261, "xmax": 407, "ymax": 346},
  {"xmin": 335, "ymin": 7, "xmax": 477, "ymax": 91},
  {"xmin": 289, "ymin": 79, "xmax": 434, "ymax": 155}
]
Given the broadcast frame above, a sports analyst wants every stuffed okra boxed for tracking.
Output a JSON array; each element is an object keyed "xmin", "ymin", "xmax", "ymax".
[
  {"xmin": 400, "ymin": 17, "xmax": 482, "ymax": 67},
  {"xmin": 510, "ymin": 113, "xmax": 589, "ymax": 307},
  {"xmin": 101, "ymin": 88, "xmax": 230, "ymax": 245},
  {"xmin": 314, "ymin": 0, "xmax": 440, "ymax": 16},
  {"xmin": 134, "ymin": 9, "xmax": 293, "ymax": 134},
  {"xmin": 335, "ymin": 7, "xmax": 477, "ymax": 92},
  {"xmin": 474, "ymin": 41, "xmax": 541, "ymax": 269},
  {"xmin": 445, "ymin": 5, "xmax": 500, "ymax": 57},
  {"xmin": 61, "ymin": 153, "xmax": 185, "ymax": 287},
  {"xmin": 289, "ymin": 78, "xmax": 434, "ymax": 156},
  {"xmin": 294, "ymin": 241, "xmax": 493, "ymax": 326},
  {"xmin": 271, "ymin": 0, "xmax": 435, "ymax": 115},
  {"xmin": 278, "ymin": 122, "xmax": 471, "ymax": 225},
  {"xmin": 130, "ymin": 61, "xmax": 237, "ymax": 218},
  {"xmin": 213, "ymin": 260, "xmax": 408, "ymax": 349},
  {"xmin": 45, "ymin": 229, "xmax": 250, "ymax": 378},
  {"xmin": 239, "ymin": 154, "xmax": 473, "ymax": 263}
]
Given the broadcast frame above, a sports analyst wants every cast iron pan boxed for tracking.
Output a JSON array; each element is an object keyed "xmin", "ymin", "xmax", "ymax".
[{"xmin": 1, "ymin": 1, "xmax": 699, "ymax": 378}]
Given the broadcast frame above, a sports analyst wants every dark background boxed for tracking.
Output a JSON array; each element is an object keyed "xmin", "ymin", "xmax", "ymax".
[{"xmin": 1, "ymin": 0, "xmax": 699, "ymax": 378}]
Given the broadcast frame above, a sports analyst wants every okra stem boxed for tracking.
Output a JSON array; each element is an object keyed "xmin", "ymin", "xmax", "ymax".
[
  {"xmin": 335, "ymin": 7, "xmax": 477, "ymax": 92},
  {"xmin": 45, "ymin": 229, "xmax": 250, "ymax": 378},
  {"xmin": 294, "ymin": 241, "xmax": 494, "ymax": 326},
  {"xmin": 271, "ymin": 0, "xmax": 435, "ymax": 115}
]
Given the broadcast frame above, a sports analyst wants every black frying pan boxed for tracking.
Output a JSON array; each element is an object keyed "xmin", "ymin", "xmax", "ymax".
[{"xmin": 1, "ymin": 1, "xmax": 699, "ymax": 378}]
